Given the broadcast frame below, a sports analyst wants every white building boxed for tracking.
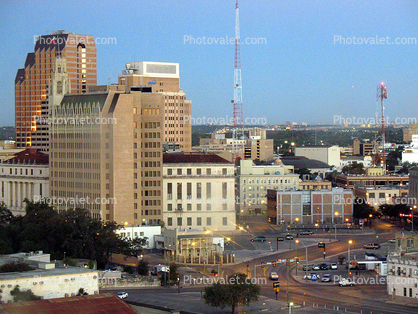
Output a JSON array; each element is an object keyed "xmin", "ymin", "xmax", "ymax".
[
  {"xmin": 163, "ymin": 154, "xmax": 236, "ymax": 231},
  {"xmin": 0, "ymin": 149, "xmax": 49, "ymax": 216},
  {"xmin": 115, "ymin": 225, "xmax": 162, "ymax": 248},
  {"xmin": 387, "ymin": 251, "xmax": 418, "ymax": 299},
  {"xmin": 238, "ymin": 159, "xmax": 298, "ymax": 214},
  {"xmin": 402, "ymin": 135, "xmax": 418, "ymax": 164},
  {"xmin": 339, "ymin": 156, "xmax": 373, "ymax": 170},
  {"xmin": 295, "ymin": 145, "xmax": 340, "ymax": 167},
  {"xmin": 0, "ymin": 251, "xmax": 99, "ymax": 302}
]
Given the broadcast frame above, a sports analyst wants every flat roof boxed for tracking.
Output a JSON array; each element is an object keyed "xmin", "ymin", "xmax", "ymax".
[{"xmin": 0, "ymin": 266, "xmax": 97, "ymax": 281}]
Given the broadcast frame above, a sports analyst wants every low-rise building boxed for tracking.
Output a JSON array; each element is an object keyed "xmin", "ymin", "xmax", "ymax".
[
  {"xmin": 402, "ymin": 135, "xmax": 418, "ymax": 164},
  {"xmin": 0, "ymin": 149, "xmax": 49, "ymax": 216},
  {"xmin": 295, "ymin": 145, "xmax": 340, "ymax": 167},
  {"xmin": 335, "ymin": 174, "xmax": 408, "ymax": 189},
  {"xmin": 115, "ymin": 225, "xmax": 162, "ymax": 248},
  {"xmin": 387, "ymin": 251, "xmax": 418, "ymax": 299},
  {"xmin": 267, "ymin": 187, "xmax": 353, "ymax": 225},
  {"xmin": 163, "ymin": 154, "xmax": 236, "ymax": 231},
  {"xmin": 354, "ymin": 185, "xmax": 408, "ymax": 208}
]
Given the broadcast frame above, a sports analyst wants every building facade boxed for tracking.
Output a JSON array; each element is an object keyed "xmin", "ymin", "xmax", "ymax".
[
  {"xmin": 15, "ymin": 31, "xmax": 97, "ymax": 149},
  {"xmin": 119, "ymin": 62, "xmax": 192, "ymax": 152},
  {"xmin": 50, "ymin": 80, "xmax": 164, "ymax": 226},
  {"xmin": 163, "ymin": 154, "xmax": 236, "ymax": 231},
  {"xmin": 354, "ymin": 185, "xmax": 408, "ymax": 208},
  {"xmin": 295, "ymin": 145, "xmax": 340, "ymax": 167},
  {"xmin": 267, "ymin": 188, "xmax": 353, "ymax": 225},
  {"xmin": 0, "ymin": 149, "xmax": 49, "ymax": 216}
]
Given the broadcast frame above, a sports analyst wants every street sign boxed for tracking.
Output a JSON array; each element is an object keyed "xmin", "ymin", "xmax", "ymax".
[
  {"xmin": 273, "ymin": 282, "xmax": 280, "ymax": 288},
  {"xmin": 311, "ymin": 274, "xmax": 318, "ymax": 282},
  {"xmin": 318, "ymin": 242, "xmax": 325, "ymax": 248},
  {"xmin": 277, "ymin": 237, "xmax": 284, "ymax": 242}
]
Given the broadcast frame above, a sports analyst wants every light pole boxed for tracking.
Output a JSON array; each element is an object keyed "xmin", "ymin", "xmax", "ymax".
[
  {"xmin": 296, "ymin": 240, "xmax": 308, "ymax": 282},
  {"xmin": 348, "ymin": 240, "xmax": 353, "ymax": 277},
  {"xmin": 288, "ymin": 302, "xmax": 293, "ymax": 314}
]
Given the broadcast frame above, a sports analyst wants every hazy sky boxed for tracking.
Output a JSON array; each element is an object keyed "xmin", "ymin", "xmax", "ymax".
[{"xmin": 1, "ymin": 0, "xmax": 417, "ymax": 126}]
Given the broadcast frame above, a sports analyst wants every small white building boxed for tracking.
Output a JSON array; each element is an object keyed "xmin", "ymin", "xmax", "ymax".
[
  {"xmin": 163, "ymin": 154, "xmax": 236, "ymax": 232},
  {"xmin": 402, "ymin": 135, "xmax": 418, "ymax": 164},
  {"xmin": 387, "ymin": 251, "xmax": 418, "ymax": 299},
  {"xmin": 0, "ymin": 149, "xmax": 49, "ymax": 216},
  {"xmin": 115, "ymin": 225, "xmax": 162, "ymax": 248}
]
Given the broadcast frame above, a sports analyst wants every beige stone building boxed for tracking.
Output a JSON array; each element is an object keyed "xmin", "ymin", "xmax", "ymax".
[
  {"xmin": 50, "ymin": 78, "xmax": 164, "ymax": 226},
  {"xmin": 119, "ymin": 61, "xmax": 192, "ymax": 152},
  {"xmin": 403, "ymin": 123, "xmax": 418, "ymax": 143},
  {"xmin": 163, "ymin": 154, "xmax": 236, "ymax": 231}
]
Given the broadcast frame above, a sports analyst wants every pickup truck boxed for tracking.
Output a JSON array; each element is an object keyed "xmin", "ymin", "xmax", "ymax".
[{"xmin": 339, "ymin": 278, "xmax": 355, "ymax": 286}]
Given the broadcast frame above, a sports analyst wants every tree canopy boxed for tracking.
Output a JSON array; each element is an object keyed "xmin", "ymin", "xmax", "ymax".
[{"xmin": 204, "ymin": 273, "xmax": 260, "ymax": 314}]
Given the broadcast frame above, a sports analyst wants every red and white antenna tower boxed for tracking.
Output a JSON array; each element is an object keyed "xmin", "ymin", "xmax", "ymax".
[
  {"xmin": 377, "ymin": 82, "xmax": 388, "ymax": 171},
  {"xmin": 232, "ymin": 0, "xmax": 244, "ymax": 164}
]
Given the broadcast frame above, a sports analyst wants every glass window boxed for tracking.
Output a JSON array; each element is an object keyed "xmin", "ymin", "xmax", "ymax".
[
  {"xmin": 187, "ymin": 217, "xmax": 192, "ymax": 226},
  {"xmin": 177, "ymin": 183, "xmax": 182, "ymax": 199},
  {"xmin": 206, "ymin": 183, "xmax": 211, "ymax": 199},
  {"xmin": 177, "ymin": 217, "xmax": 182, "ymax": 226},
  {"xmin": 168, "ymin": 218, "xmax": 172, "ymax": 226},
  {"xmin": 197, "ymin": 183, "xmax": 202, "ymax": 199},
  {"xmin": 223, "ymin": 217, "xmax": 227, "ymax": 225},
  {"xmin": 207, "ymin": 168, "xmax": 211, "ymax": 175},
  {"xmin": 206, "ymin": 217, "xmax": 211, "ymax": 226},
  {"xmin": 222, "ymin": 182, "xmax": 227, "ymax": 199}
]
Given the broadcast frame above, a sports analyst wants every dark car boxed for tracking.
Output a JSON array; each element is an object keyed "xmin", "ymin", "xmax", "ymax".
[
  {"xmin": 320, "ymin": 263, "xmax": 328, "ymax": 270},
  {"xmin": 251, "ymin": 236, "xmax": 266, "ymax": 242},
  {"xmin": 363, "ymin": 243, "xmax": 380, "ymax": 250}
]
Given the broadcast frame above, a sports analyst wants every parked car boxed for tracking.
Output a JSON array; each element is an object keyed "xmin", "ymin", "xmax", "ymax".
[
  {"xmin": 285, "ymin": 234, "xmax": 293, "ymax": 240},
  {"xmin": 330, "ymin": 263, "xmax": 338, "ymax": 270},
  {"xmin": 302, "ymin": 264, "xmax": 312, "ymax": 271},
  {"xmin": 251, "ymin": 236, "xmax": 266, "ymax": 242},
  {"xmin": 300, "ymin": 230, "xmax": 313, "ymax": 235},
  {"xmin": 303, "ymin": 273, "xmax": 320, "ymax": 280},
  {"xmin": 269, "ymin": 272, "xmax": 279, "ymax": 280},
  {"xmin": 321, "ymin": 274, "xmax": 331, "ymax": 282},
  {"xmin": 363, "ymin": 243, "xmax": 380, "ymax": 250},
  {"xmin": 388, "ymin": 239, "xmax": 396, "ymax": 243},
  {"xmin": 117, "ymin": 292, "xmax": 128, "ymax": 299},
  {"xmin": 312, "ymin": 264, "xmax": 320, "ymax": 270},
  {"xmin": 339, "ymin": 278, "xmax": 355, "ymax": 286},
  {"xmin": 320, "ymin": 263, "xmax": 328, "ymax": 270}
]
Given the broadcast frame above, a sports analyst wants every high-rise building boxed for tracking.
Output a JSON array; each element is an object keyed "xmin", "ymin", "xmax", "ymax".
[
  {"xmin": 119, "ymin": 62, "xmax": 192, "ymax": 152},
  {"xmin": 50, "ymin": 79, "xmax": 164, "ymax": 226},
  {"xmin": 15, "ymin": 31, "xmax": 97, "ymax": 150}
]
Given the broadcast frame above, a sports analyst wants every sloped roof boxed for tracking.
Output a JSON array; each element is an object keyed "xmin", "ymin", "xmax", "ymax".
[
  {"xmin": 0, "ymin": 293, "xmax": 137, "ymax": 314},
  {"xmin": 4, "ymin": 149, "xmax": 48, "ymax": 165},
  {"xmin": 280, "ymin": 156, "xmax": 330, "ymax": 169},
  {"xmin": 163, "ymin": 154, "xmax": 231, "ymax": 164}
]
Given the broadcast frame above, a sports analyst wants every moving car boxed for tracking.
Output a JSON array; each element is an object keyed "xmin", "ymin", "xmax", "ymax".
[
  {"xmin": 285, "ymin": 234, "xmax": 293, "ymax": 240},
  {"xmin": 117, "ymin": 292, "xmax": 128, "ymax": 299},
  {"xmin": 321, "ymin": 274, "xmax": 331, "ymax": 282},
  {"xmin": 320, "ymin": 263, "xmax": 328, "ymax": 270},
  {"xmin": 303, "ymin": 273, "xmax": 320, "ymax": 280},
  {"xmin": 363, "ymin": 243, "xmax": 380, "ymax": 250},
  {"xmin": 339, "ymin": 278, "xmax": 355, "ymax": 286},
  {"xmin": 312, "ymin": 264, "xmax": 320, "ymax": 270},
  {"xmin": 330, "ymin": 263, "xmax": 338, "ymax": 270},
  {"xmin": 251, "ymin": 236, "xmax": 266, "ymax": 242},
  {"xmin": 302, "ymin": 264, "xmax": 312, "ymax": 271},
  {"xmin": 300, "ymin": 230, "xmax": 313, "ymax": 235},
  {"xmin": 269, "ymin": 272, "xmax": 279, "ymax": 280}
]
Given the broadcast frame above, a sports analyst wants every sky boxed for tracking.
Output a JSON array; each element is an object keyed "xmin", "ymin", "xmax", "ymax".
[{"xmin": 1, "ymin": 0, "xmax": 417, "ymax": 126}]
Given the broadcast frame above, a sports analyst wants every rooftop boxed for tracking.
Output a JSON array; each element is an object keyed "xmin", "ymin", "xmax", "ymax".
[
  {"xmin": 0, "ymin": 266, "xmax": 97, "ymax": 281},
  {"xmin": 2, "ymin": 148, "xmax": 48, "ymax": 165},
  {"xmin": 278, "ymin": 156, "xmax": 330, "ymax": 169}
]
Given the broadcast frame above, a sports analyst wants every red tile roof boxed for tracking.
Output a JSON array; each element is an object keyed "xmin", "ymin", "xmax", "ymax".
[
  {"xmin": 163, "ymin": 154, "xmax": 231, "ymax": 164},
  {"xmin": 3, "ymin": 148, "xmax": 49, "ymax": 165},
  {"xmin": 0, "ymin": 293, "xmax": 138, "ymax": 314}
]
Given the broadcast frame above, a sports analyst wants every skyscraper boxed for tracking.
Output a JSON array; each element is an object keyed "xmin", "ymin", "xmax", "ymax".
[
  {"xmin": 15, "ymin": 31, "xmax": 97, "ymax": 150},
  {"xmin": 119, "ymin": 62, "xmax": 192, "ymax": 152}
]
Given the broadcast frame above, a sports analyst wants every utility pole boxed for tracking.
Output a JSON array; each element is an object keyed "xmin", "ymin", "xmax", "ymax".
[
  {"xmin": 376, "ymin": 82, "xmax": 387, "ymax": 171},
  {"xmin": 286, "ymin": 260, "xmax": 290, "ymax": 303}
]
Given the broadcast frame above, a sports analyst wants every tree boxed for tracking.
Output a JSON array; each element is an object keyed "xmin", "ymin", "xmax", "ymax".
[
  {"xmin": 76, "ymin": 288, "xmax": 88, "ymax": 296},
  {"xmin": 353, "ymin": 198, "xmax": 375, "ymax": 220},
  {"xmin": 137, "ymin": 260, "xmax": 149, "ymax": 276},
  {"xmin": 10, "ymin": 285, "xmax": 41, "ymax": 302},
  {"xmin": 160, "ymin": 263, "xmax": 179, "ymax": 286},
  {"xmin": 0, "ymin": 262, "xmax": 35, "ymax": 273},
  {"xmin": 295, "ymin": 168, "xmax": 311, "ymax": 179},
  {"xmin": 204, "ymin": 273, "xmax": 260, "ymax": 314}
]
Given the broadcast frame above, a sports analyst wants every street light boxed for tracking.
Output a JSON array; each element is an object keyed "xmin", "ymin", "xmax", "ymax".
[
  {"xmin": 295, "ymin": 240, "xmax": 308, "ymax": 282},
  {"xmin": 348, "ymin": 240, "xmax": 353, "ymax": 277},
  {"xmin": 289, "ymin": 302, "xmax": 294, "ymax": 314}
]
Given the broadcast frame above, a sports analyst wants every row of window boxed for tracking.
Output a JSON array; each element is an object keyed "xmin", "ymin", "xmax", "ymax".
[
  {"xmin": 167, "ymin": 203, "xmax": 228, "ymax": 211},
  {"xmin": 167, "ymin": 168, "xmax": 228, "ymax": 176},
  {"xmin": 167, "ymin": 182, "xmax": 228, "ymax": 199},
  {"xmin": 167, "ymin": 216, "xmax": 228, "ymax": 227},
  {"xmin": 2, "ymin": 168, "xmax": 42, "ymax": 176}
]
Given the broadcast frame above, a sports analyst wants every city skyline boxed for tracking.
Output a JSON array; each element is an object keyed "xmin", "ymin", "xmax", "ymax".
[{"xmin": 1, "ymin": 0, "xmax": 418, "ymax": 127}]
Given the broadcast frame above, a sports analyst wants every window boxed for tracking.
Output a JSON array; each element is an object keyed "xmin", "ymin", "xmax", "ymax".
[
  {"xmin": 197, "ymin": 217, "xmax": 202, "ymax": 226},
  {"xmin": 167, "ymin": 204, "xmax": 172, "ymax": 211},
  {"xmin": 197, "ymin": 168, "xmax": 201, "ymax": 175},
  {"xmin": 168, "ymin": 218, "xmax": 172, "ymax": 226},
  {"xmin": 177, "ymin": 217, "xmax": 182, "ymax": 226},
  {"xmin": 177, "ymin": 169, "xmax": 182, "ymax": 175},
  {"xmin": 206, "ymin": 183, "xmax": 211, "ymax": 199},
  {"xmin": 206, "ymin": 217, "xmax": 211, "ymax": 226},
  {"xmin": 223, "ymin": 217, "xmax": 227, "ymax": 226},
  {"xmin": 197, "ymin": 204, "xmax": 202, "ymax": 211},
  {"xmin": 187, "ymin": 182, "xmax": 192, "ymax": 199},
  {"xmin": 177, "ymin": 182, "xmax": 182, "ymax": 199},
  {"xmin": 187, "ymin": 204, "xmax": 192, "ymax": 211},
  {"xmin": 197, "ymin": 183, "xmax": 202, "ymax": 199},
  {"xmin": 207, "ymin": 168, "xmax": 211, "ymax": 175},
  {"xmin": 187, "ymin": 217, "xmax": 192, "ymax": 226},
  {"xmin": 207, "ymin": 204, "xmax": 211, "ymax": 211},
  {"xmin": 167, "ymin": 169, "xmax": 172, "ymax": 175},
  {"xmin": 222, "ymin": 182, "xmax": 227, "ymax": 199},
  {"xmin": 187, "ymin": 168, "xmax": 192, "ymax": 175},
  {"xmin": 222, "ymin": 168, "xmax": 227, "ymax": 175},
  {"xmin": 222, "ymin": 203, "xmax": 227, "ymax": 211}
]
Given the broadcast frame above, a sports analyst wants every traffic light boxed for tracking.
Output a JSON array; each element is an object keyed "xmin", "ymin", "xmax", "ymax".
[
  {"xmin": 272, "ymin": 262, "xmax": 276, "ymax": 267},
  {"xmin": 400, "ymin": 213, "xmax": 403, "ymax": 217},
  {"xmin": 277, "ymin": 258, "xmax": 281, "ymax": 262},
  {"xmin": 296, "ymin": 258, "xmax": 299, "ymax": 264},
  {"xmin": 261, "ymin": 262, "xmax": 265, "ymax": 268},
  {"xmin": 273, "ymin": 282, "xmax": 280, "ymax": 288},
  {"xmin": 318, "ymin": 242, "xmax": 325, "ymax": 248},
  {"xmin": 409, "ymin": 213, "xmax": 413, "ymax": 218}
]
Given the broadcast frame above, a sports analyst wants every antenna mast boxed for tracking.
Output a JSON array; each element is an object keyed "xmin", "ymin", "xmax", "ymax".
[
  {"xmin": 376, "ymin": 82, "xmax": 387, "ymax": 171},
  {"xmin": 232, "ymin": 0, "xmax": 244, "ymax": 164}
]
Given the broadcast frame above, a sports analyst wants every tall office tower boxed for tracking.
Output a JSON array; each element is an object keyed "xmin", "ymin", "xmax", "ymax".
[
  {"xmin": 50, "ymin": 80, "xmax": 164, "ymax": 226},
  {"xmin": 119, "ymin": 62, "xmax": 192, "ymax": 152},
  {"xmin": 15, "ymin": 31, "xmax": 97, "ymax": 150}
]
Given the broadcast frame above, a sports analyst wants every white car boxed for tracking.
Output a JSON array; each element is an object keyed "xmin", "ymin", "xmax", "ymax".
[
  {"xmin": 339, "ymin": 278, "xmax": 355, "ymax": 286},
  {"xmin": 388, "ymin": 239, "xmax": 396, "ymax": 243},
  {"xmin": 330, "ymin": 263, "xmax": 338, "ymax": 270},
  {"xmin": 312, "ymin": 264, "xmax": 320, "ymax": 270},
  {"xmin": 322, "ymin": 274, "xmax": 331, "ymax": 282},
  {"xmin": 117, "ymin": 292, "xmax": 128, "ymax": 299},
  {"xmin": 269, "ymin": 272, "xmax": 279, "ymax": 280}
]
